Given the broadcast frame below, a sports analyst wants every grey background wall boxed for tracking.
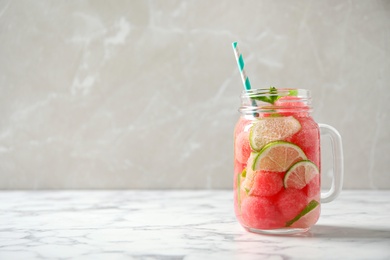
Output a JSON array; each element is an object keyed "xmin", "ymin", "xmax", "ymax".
[{"xmin": 0, "ymin": 0, "xmax": 389, "ymax": 189}]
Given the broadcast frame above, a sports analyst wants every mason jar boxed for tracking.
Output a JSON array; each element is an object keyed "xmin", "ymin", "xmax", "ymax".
[{"xmin": 234, "ymin": 88, "xmax": 343, "ymax": 235}]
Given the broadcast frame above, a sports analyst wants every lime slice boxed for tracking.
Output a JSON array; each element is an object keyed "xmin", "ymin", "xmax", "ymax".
[
  {"xmin": 284, "ymin": 160, "xmax": 319, "ymax": 189},
  {"xmin": 251, "ymin": 141, "xmax": 307, "ymax": 172},
  {"xmin": 249, "ymin": 116, "xmax": 301, "ymax": 151},
  {"xmin": 237, "ymin": 168, "xmax": 246, "ymax": 211},
  {"xmin": 286, "ymin": 200, "xmax": 319, "ymax": 227},
  {"xmin": 241, "ymin": 153, "xmax": 257, "ymax": 194}
]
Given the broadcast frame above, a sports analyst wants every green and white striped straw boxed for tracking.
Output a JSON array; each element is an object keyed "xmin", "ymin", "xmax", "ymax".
[{"xmin": 232, "ymin": 42, "xmax": 252, "ymax": 91}]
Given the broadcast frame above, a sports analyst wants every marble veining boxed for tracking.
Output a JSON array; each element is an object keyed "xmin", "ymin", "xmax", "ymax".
[{"xmin": 0, "ymin": 190, "xmax": 389, "ymax": 259}]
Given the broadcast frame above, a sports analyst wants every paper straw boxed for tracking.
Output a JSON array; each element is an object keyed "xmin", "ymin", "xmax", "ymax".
[
  {"xmin": 232, "ymin": 42, "xmax": 252, "ymax": 91},
  {"xmin": 232, "ymin": 42, "xmax": 258, "ymax": 115}
]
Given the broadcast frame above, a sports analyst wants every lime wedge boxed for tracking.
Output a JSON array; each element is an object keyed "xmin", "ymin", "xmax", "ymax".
[
  {"xmin": 286, "ymin": 200, "xmax": 319, "ymax": 227},
  {"xmin": 252, "ymin": 141, "xmax": 307, "ymax": 172},
  {"xmin": 284, "ymin": 160, "xmax": 319, "ymax": 189},
  {"xmin": 249, "ymin": 116, "xmax": 301, "ymax": 151}
]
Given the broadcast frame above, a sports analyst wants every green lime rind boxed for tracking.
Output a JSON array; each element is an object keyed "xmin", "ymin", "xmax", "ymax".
[
  {"xmin": 241, "ymin": 152, "xmax": 258, "ymax": 193},
  {"xmin": 241, "ymin": 168, "xmax": 247, "ymax": 178},
  {"xmin": 268, "ymin": 113, "xmax": 283, "ymax": 117},
  {"xmin": 285, "ymin": 200, "xmax": 320, "ymax": 227},
  {"xmin": 283, "ymin": 160, "xmax": 319, "ymax": 189},
  {"xmin": 251, "ymin": 141, "xmax": 307, "ymax": 171},
  {"xmin": 248, "ymin": 121, "xmax": 267, "ymax": 152},
  {"xmin": 237, "ymin": 168, "xmax": 246, "ymax": 211},
  {"xmin": 248, "ymin": 129, "xmax": 258, "ymax": 151}
]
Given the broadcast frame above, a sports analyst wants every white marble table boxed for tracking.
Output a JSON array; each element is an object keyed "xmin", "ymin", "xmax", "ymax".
[{"xmin": 0, "ymin": 190, "xmax": 389, "ymax": 259}]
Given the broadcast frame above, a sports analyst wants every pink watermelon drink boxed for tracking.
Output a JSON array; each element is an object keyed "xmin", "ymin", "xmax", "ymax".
[{"xmin": 234, "ymin": 88, "xmax": 321, "ymax": 233}]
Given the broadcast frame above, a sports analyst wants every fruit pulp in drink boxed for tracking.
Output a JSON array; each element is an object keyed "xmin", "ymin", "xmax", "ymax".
[{"xmin": 234, "ymin": 110, "xmax": 321, "ymax": 231}]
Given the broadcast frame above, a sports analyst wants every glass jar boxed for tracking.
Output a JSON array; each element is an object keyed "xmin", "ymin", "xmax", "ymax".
[{"xmin": 233, "ymin": 88, "xmax": 343, "ymax": 235}]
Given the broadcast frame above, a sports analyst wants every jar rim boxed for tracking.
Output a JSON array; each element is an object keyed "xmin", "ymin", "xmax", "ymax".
[
  {"xmin": 241, "ymin": 88, "xmax": 311, "ymax": 98},
  {"xmin": 239, "ymin": 88, "xmax": 313, "ymax": 116}
]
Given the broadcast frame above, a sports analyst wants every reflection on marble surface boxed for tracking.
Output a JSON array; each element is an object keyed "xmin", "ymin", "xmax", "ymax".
[
  {"xmin": 0, "ymin": 1, "xmax": 389, "ymax": 189},
  {"xmin": 0, "ymin": 190, "xmax": 389, "ymax": 259}
]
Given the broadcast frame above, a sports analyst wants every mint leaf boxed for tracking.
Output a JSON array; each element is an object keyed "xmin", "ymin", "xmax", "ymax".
[
  {"xmin": 250, "ymin": 95, "xmax": 272, "ymax": 103},
  {"xmin": 269, "ymin": 86, "xmax": 279, "ymax": 104},
  {"xmin": 250, "ymin": 87, "xmax": 298, "ymax": 105},
  {"xmin": 250, "ymin": 86, "xmax": 279, "ymax": 105}
]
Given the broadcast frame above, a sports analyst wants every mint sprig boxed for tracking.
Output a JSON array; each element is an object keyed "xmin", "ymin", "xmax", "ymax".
[{"xmin": 250, "ymin": 87, "xmax": 297, "ymax": 105}]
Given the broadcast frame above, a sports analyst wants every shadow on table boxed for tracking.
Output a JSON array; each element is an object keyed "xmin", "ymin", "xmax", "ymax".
[{"xmin": 307, "ymin": 225, "xmax": 390, "ymax": 239}]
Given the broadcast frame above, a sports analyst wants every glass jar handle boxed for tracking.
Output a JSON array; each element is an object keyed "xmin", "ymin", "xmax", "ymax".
[{"xmin": 319, "ymin": 123, "xmax": 344, "ymax": 203}]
